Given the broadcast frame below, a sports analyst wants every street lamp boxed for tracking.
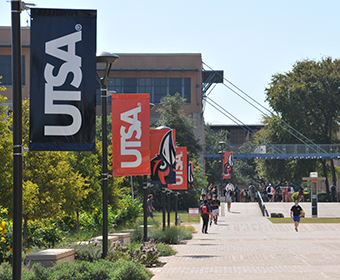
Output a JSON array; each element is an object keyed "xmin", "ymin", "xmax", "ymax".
[
  {"xmin": 218, "ymin": 141, "xmax": 226, "ymax": 197},
  {"xmin": 96, "ymin": 52, "xmax": 119, "ymax": 259}
]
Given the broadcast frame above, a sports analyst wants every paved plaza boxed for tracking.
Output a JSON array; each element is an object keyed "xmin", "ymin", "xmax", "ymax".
[{"xmin": 151, "ymin": 202, "xmax": 340, "ymax": 280}]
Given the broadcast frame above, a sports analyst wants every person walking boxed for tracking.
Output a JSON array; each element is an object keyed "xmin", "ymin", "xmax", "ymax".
[
  {"xmin": 225, "ymin": 190, "xmax": 232, "ymax": 212},
  {"xmin": 147, "ymin": 194, "xmax": 155, "ymax": 222},
  {"xmin": 249, "ymin": 183, "xmax": 256, "ymax": 202},
  {"xmin": 225, "ymin": 182, "xmax": 235, "ymax": 196},
  {"xmin": 290, "ymin": 201, "xmax": 303, "ymax": 232},
  {"xmin": 267, "ymin": 183, "xmax": 274, "ymax": 202},
  {"xmin": 200, "ymin": 199, "xmax": 211, "ymax": 234},
  {"xmin": 211, "ymin": 194, "xmax": 221, "ymax": 224},
  {"xmin": 331, "ymin": 184, "xmax": 337, "ymax": 202}
]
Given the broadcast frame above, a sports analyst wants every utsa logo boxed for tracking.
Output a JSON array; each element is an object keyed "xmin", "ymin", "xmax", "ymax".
[
  {"xmin": 151, "ymin": 130, "xmax": 176, "ymax": 184},
  {"xmin": 44, "ymin": 30, "xmax": 83, "ymax": 136},
  {"xmin": 223, "ymin": 152, "xmax": 234, "ymax": 177},
  {"xmin": 120, "ymin": 105, "xmax": 142, "ymax": 168},
  {"xmin": 187, "ymin": 162, "xmax": 194, "ymax": 191}
]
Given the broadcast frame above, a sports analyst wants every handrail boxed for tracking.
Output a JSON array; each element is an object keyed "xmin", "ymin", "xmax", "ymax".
[{"xmin": 257, "ymin": 191, "xmax": 268, "ymax": 217}]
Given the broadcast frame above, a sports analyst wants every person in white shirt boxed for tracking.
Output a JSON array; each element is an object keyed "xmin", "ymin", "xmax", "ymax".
[
  {"xmin": 267, "ymin": 183, "xmax": 274, "ymax": 202},
  {"xmin": 225, "ymin": 182, "xmax": 235, "ymax": 202}
]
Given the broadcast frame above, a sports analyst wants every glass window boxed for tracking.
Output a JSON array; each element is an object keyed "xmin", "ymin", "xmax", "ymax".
[
  {"xmin": 108, "ymin": 78, "xmax": 122, "ymax": 94},
  {"xmin": 123, "ymin": 78, "xmax": 137, "ymax": 93},
  {"xmin": 154, "ymin": 78, "xmax": 167, "ymax": 104},
  {"xmin": 184, "ymin": 78, "xmax": 191, "ymax": 103},
  {"xmin": 139, "ymin": 78, "xmax": 152, "ymax": 95},
  {"xmin": 0, "ymin": 55, "xmax": 25, "ymax": 86},
  {"xmin": 169, "ymin": 78, "xmax": 182, "ymax": 96}
]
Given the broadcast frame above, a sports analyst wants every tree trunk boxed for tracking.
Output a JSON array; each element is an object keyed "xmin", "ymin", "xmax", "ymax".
[{"xmin": 322, "ymin": 159, "xmax": 330, "ymax": 194}]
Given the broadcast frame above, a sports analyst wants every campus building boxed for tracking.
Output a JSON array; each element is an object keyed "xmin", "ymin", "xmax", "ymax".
[{"xmin": 0, "ymin": 26, "xmax": 225, "ymax": 163}]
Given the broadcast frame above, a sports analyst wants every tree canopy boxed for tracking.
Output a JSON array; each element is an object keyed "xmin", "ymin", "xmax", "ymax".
[
  {"xmin": 258, "ymin": 57, "xmax": 340, "ymax": 189},
  {"xmin": 156, "ymin": 93, "xmax": 201, "ymax": 157}
]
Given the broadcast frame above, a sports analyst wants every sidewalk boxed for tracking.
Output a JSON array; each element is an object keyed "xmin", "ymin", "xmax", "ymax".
[{"xmin": 151, "ymin": 202, "xmax": 340, "ymax": 280}]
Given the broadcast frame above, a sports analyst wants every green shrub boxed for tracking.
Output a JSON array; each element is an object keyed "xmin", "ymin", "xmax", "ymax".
[
  {"xmin": 155, "ymin": 243, "xmax": 177, "ymax": 256},
  {"xmin": 71, "ymin": 242, "xmax": 102, "ymax": 262},
  {"xmin": 132, "ymin": 240, "xmax": 160, "ymax": 266},
  {"xmin": 0, "ymin": 262, "xmax": 11, "ymax": 280},
  {"xmin": 2, "ymin": 259, "xmax": 153, "ymax": 280},
  {"xmin": 149, "ymin": 226, "xmax": 192, "ymax": 244},
  {"xmin": 111, "ymin": 258, "xmax": 153, "ymax": 280}
]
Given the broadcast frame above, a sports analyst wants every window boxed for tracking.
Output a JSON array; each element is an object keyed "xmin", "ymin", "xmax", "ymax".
[
  {"xmin": 99, "ymin": 77, "xmax": 192, "ymax": 105},
  {"xmin": 0, "ymin": 55, "xmax": 25, "ymax": 86},
  {"xmin": 154, "ymin": 78, "xmax": 167, "ymax": 104},
  {"xmin": 169, "ymin": 78, "xmax": 182, "ymax": 96},
  {"xmin": 123, "ymin": 78, "xmax": 137, "ymax": 93}
]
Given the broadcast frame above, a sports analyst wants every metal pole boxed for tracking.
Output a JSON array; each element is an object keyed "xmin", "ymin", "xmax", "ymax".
[
  {"xmin": 162, "ymin": 186, "xmax": 166, "ymax": 231},
  {"xmin": 175, "ymin": 193, "xmax": 178, "ymax": 225},
  {"xmin": 11, "ymin": 1, "xmax": 23, "ymax": 279},
  {"xmin": 167, "ymin": 190, "xmax": 171, "ymax": 227},
  {"xmin": 221, "ymin": 151, "xmax": 224, "ymax": 198},
  {"xmin": 143, "ymin": 175, "xmax": 148, "ymax": 242},
  {"xmin": 130, "ymin": 176, "xmax": 134, "ymax": 200},
  {"xmin": 101, "ymin": 84, "xmax": 108, "ymax": 258}
]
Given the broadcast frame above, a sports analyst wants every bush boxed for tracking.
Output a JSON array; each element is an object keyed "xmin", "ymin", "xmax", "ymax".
[
  {"xmin": 149, "ymin": 226, "xmax": 192, "ymax": 244},
  {"xmin": 71, "ymin": 241, "xmax": 102, "ymax": 262},
  {"xmin": 111, "ymin": 258, "xmax": 153, "ymax": 280},
  {"xmin": 155, "ymin": 243, "xmax": 177, "ymax": 256},
  {"xmin": 0, "ymin": 207, "xmax": 12, "ymax": 263},
  {"xmin": 2, "ymin": 259, "xmax": 153, "ymax": 280},
  {"xmin": 132, "ymin": 240, "xmax": 160, "ymax": 266}
]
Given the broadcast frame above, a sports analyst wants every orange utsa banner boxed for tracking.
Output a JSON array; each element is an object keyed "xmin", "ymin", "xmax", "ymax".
[
  {"xmin": 150, "ymin": 129, "xmax": 176, "ymax": 184},
  {"xmin": 112, "ymin": 94, "xmax": 150, "ymax": 176},
  {"xmin": 223, "ymin": 151, "xmax": 234, "ymax": 179},
  {"xmin": 168, "ymin": 147, "xmax": 188, "ymax": 190}
]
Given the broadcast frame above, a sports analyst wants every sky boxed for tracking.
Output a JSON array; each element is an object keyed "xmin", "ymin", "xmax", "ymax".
[{"xmin": 1, "ymin": 0, "xmax": 340, "ymax": 125}]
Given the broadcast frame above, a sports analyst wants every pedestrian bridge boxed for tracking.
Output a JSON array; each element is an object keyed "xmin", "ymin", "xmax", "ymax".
[{"xmin": 205, "ymin": 144, "xmax": 340, "ymax": 160}]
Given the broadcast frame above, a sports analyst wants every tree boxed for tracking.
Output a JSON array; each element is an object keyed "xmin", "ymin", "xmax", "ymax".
[
  {"xmin": 156, "ymin": 93, "xmax": 201, "ymax": 157},
  {"xmin": 0, "ymin": 95, "xmax": 13, "ymax": 212},
  {"xmin": 261, "ymin": 57, "xmax": 340, "ymax": 191}
]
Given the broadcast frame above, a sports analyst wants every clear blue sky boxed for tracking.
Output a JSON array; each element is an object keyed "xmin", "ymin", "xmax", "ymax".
[{"xmin": 1, "ymin": 0, "xmax": 340, "ymax": 125}]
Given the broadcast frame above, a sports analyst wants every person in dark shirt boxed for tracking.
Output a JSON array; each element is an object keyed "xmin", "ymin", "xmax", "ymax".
[
  {"xmin": 211, "ymin": 194, "xmax": 221, "ymax": 225},
  {"xmin": 199, "ymin": 200, "xmax": 211, "ymax": 234},
  {"xmin": 290, "ymin": 201, "xmax": 303, "ymax": 232},
  {"xmin": 147, "ymin": 194, "xmax": 155, "ymax": 222}
]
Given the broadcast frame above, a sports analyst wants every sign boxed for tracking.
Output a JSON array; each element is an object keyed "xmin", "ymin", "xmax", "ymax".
[
  {"xmin": 112, "ymin": 94, "xmax": 150, "ymax": 176},
  {"xmin": 223, "ymin": 152, "xmax": 234, "ymax": 179},
  {"xmin": 310, "ymin": 172, "xmax": 318, "ymax": 177},
  {"xmin": 168, "ymin": 147, "xmax": 187, "ymax": 190},
  {"xmin": 150, "ymin": 129, "xmax": 176, "ymax": 184},
  {"xmin": 30, "ymin": 8, "xmax": 97, "ymax": 151}
]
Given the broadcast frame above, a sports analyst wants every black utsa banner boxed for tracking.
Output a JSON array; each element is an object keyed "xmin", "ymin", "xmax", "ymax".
[{"xmin": 29, "ymin": 8, "xmax": 97, "ymax": 151}]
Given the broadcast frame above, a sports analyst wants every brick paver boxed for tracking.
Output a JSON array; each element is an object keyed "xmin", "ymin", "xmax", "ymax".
[{"xmin": 151, "ymin": 202, "xmax": 340, "ymax": 280}]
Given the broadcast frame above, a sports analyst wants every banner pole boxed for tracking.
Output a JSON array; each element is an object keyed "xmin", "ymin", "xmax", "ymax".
[{"xmin": 11, "ymin": 1, "xmax": 23, "ymax": 279}]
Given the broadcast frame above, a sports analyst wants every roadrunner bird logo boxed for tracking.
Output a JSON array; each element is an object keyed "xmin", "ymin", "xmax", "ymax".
[
  {"xmin": 223, "ymin": 152, "xmax": 234, "ymax": 178},
  {"xmin": 151, "ymin": 130, "xmax": 176, "ymax": 184}
]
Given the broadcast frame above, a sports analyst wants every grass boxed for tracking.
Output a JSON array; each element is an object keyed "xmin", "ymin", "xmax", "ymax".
[
  {"xmin": 136, "ymin": 211, "xmax": 200, "ymax": 224},
  {"xmin": 269, "ymin": 217, "xmax": 340, "ymax": 223}
]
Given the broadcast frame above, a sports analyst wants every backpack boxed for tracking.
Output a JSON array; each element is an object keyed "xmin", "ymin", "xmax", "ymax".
[{"xmin": 202, "ymin": 205, "xmax": 208, "ymax": 214}]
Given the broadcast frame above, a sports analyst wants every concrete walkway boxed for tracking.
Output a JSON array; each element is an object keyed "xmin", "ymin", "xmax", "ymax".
[{"xmin": 151, "ymin": 202, "xmax": 340, "ymax": 280}]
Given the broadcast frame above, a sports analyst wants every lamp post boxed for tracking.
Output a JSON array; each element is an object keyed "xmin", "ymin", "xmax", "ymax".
[
  {"xmin": 96, "ymin": 52, "xmax": 119, "ymax": 258},
  {"xmin": 142, "ymin": 103, "xmax": 155, "ymax": 241},
  {"xmin": 11, "ymin": 1, "xmax": 23, "ymax": 279},
  {"xmin": 219, "ymin": 141, "xmax": 226, "ymax": 197}
]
